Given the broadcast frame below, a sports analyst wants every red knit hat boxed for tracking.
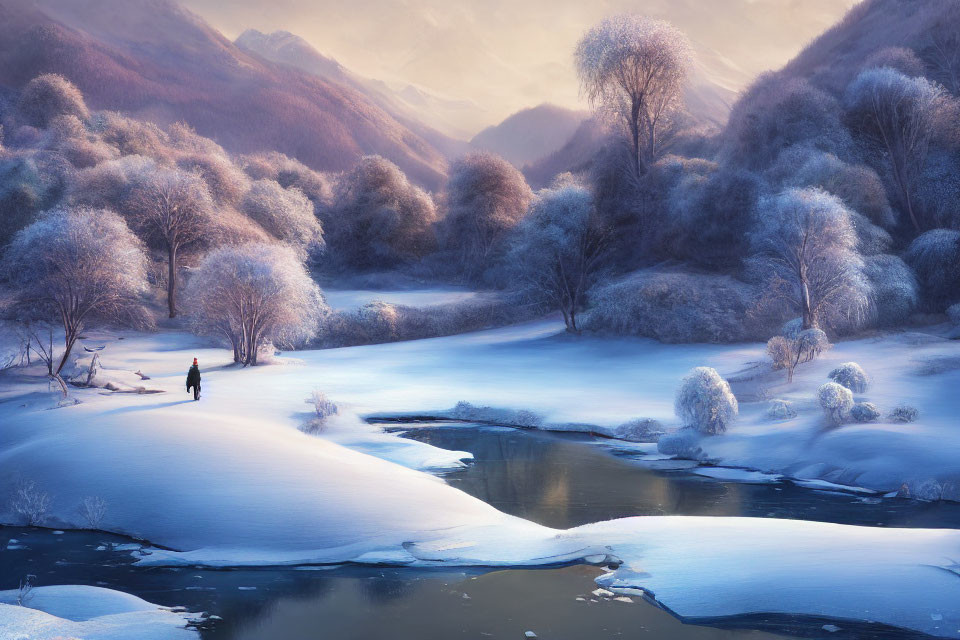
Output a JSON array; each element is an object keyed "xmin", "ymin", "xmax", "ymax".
[{"xmin": 193, "ymin": 358, "xmax": 198, "ymax": 365}]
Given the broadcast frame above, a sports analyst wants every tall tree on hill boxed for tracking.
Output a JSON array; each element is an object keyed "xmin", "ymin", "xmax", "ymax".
[
  {"xmin": 845, "ymin": 67, "xmax": 954, "ymax": 234},
  {"xmin": 575, "ymin": 15, "xmax": 692, "ymax": 177},
  {"xmin": 126, "ymin": 168, "xmax": 216, "ymax": 318}
]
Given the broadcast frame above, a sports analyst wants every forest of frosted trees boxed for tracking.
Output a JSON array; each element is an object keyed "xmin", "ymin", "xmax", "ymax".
[{"xmin": 1, "ymin": 3, "xmax": 960, "ymax": 374}]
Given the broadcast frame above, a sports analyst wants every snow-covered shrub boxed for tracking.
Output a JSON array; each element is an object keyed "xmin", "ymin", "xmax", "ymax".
[
  {"xmin": 888, "ymin": 405, "xmax": 919, "ymax": 423},
  {"xmin": 17, "ymin": 74, "xmax": 90, "ymax": 128},
  {"xmin": 674, "ymin": 367, "xmax": 738, "ymax": 435},
  {"xmin": 767, "ymin": 336, "xmax": 793, "ymax": 370},
  {"xmin": 797, "ymin": 329, "xmax": 830, "ymax": 362},
  {"xmin": 657, "ymin": 428, "xmax": 704, "ymax": 459},
  {"xmin": 185, "ymin": 243, "xmax": 327, "ymax": 365},
  {"xmin": 863, "ymin": 254, "xmax": 918, "ymax": 327},
  {"xmin": 320, "ymin": 295, "xmax": 539, "ymax": 348},
  {"xmin": 308, "ymin": 388, "xmax": 338, "ymax": 421},
  {"xmin": 767, "ymin": 327, "xmax": 830, "ymax": 383},
  {"xmin": 584, "ymin": 270, "xmax": 759, "ymax": 343},
  {"xmin": 904, "ymin": 229, "xmax": 960, "ymax": 311},
  {"xmin": 17, "ymin": 575, "xmax": 35, "ymax": 606},
  {"xmin": 850, "ymin": 402, "xmax": 881, "ymax": 423},
  {"xmin": 766, "ymin": 399, "xmax": 797, "ymax": 420},
  {"xmin": 613, "ymin": 418, "xmax": 664, "ymax": 442},
  {"xmin": 10, "ymin": 479, "xmax": 50, "ymax": 526},
  {"xmin": 948, "ymin": 303, "xmax": 960, "ymax": 326},
  {"xmin": 829, "ymin": 362, "xmax": 869, "ymax": 393},
  {"xmin": 79, "ymin": 496, "xmax": 107, "ymax": 529},
  {"xmin": 780, "ymin": 318, "xmax": 803, "ymax": 340},
  {"xmin": 818, "ymin": 382, "xmax": 853, "ymax": 426}
]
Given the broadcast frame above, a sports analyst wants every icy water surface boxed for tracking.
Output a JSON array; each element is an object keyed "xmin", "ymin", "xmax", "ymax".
[{"xmin": 3, "ymin": 422, "xmax": 955, "ymax": 639}]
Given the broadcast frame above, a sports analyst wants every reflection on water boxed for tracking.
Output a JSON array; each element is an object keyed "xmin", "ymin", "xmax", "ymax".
[
  {"xmin": 3, "ymin": 423, "xmax": 955, "ymax": 639},
  {"xmin": 400, "ymin": 423, "xmax": 960, "ymax": 530}
]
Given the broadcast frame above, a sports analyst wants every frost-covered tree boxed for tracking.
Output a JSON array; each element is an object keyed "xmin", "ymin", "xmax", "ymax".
[
  {"xmin": 829, "ymin": 362, "xmax": 869, "ymax": 393},
  {"xmin": 818, "ymin": 382, "xmax": 853, "ymax": 426},
  {"xmin": 674, "ymin": 366, "xmax": 738, "ymax": 435},
  {"xmin": 241, "ymin": 179, "xmax": 323, "ymax": 260},
  {"xmin": 125, "ymin": 168, "xmax": 216, "ymax": 317},
  {"xmin": 575, "ymin": 15, "xmax": 692, "ymax": 176},
  {"xmin": 185, "ymin": 243, "xmax": 327, "ymax": 365},
  {"xmin": 2, "ymin": 207, "xmax": 148, "ymax": 375},
  {"xmin": 330, "ymin": 156, "xmax": 438, "ymax": 270},
  {"xmin": 508, "ymin": 186, "xmax": 609, "ymax": 332},
  {"xmin": 845, "ymin": 68, "xmax": 953, "ymax": 232},
  {"xmin": 442, "ymin": 152, "xmax": 532, "ymax": 279},
  {"xmin": 16, "ymin": 74, "xmax": 90, "ymax": 129},
  {"xmin": 903, "ymin": 229, "xmax": 960, "ymax": 310},
  {"xmin": 751, "ymin": 188, "xmax": 869, "ymax": 331}
]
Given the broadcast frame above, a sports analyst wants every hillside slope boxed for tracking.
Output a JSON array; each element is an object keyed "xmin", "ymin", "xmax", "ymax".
[
  {"xmin": 235, "ymin": 28, "xmax": 484, "ymax": 144},
  {"xmin": 0, "ymin": 0, "xmax": 450, "ymax": 188},
  {"xmin": 470, "ymin": 103, "xmax": 589, "ymax": 167}
]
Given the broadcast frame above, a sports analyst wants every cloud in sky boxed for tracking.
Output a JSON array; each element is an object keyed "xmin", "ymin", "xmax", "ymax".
[{"xmin": 181, "ymin": 0, "xmax": 859, "ymax": 127}]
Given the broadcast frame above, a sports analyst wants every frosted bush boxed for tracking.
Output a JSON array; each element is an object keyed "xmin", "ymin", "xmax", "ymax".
[
  {"xmin": 10, "ymin": 479, "xmax": 50, "ymax": 526},
  {"xmin": 308, "ymin": 389, "xmax": 338, "ymax": 421},
  {"xmin": 829, "ymin": 362, "xmax": 869, "ymax": 393},
  {"xmin": 584, "ymin": 271, "xmax": 759, "ymax": 343},
  {"xmin": 818, "ymin": 382, "xmax": 853, "ymax": 426},
  {"xmin": 780, "ymin": 318, "xmax": 803, "ymax": 340},
  {"xmin": 613, "ymin": 418, "xmax": 664, "ymax": 442},
  {"xmin": 79, "ymin": 496, "xmax": 107, "ymax": 529},
  {"xmin": 947, "ymin": 303, "xmax": 960, "ymax": 326},
  {"xmin": 766, "ymin": 399, "xmax": 797, "ymax": 420},
  {"xmin": 863, "ymin": 254, "xmax": 918, "ymax": 327},
  {"xmin": 850, "ymin": 402, "xmax": 881, "ymax": 423},
  {"xmin": 675, "ymin": 367, "xmax": 738, "ymax": 435},
  {"xmin": 797, "ymin": 329, "xmax": 830, "ymax": 362},
  {"xmin": 904, "ymin": 229, "xmax": 960, "ymax": 311},
  {"xmin": 657, "ymin": 428, "xmax": 704, "ymax": 459},
  {"xmin": 888, "ymin": 405, "xmax": 919, "ymax": 423}
]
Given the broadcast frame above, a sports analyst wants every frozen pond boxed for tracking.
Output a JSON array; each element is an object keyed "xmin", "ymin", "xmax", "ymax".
[{"xmin": 3, "ymin": 422, "xmax": 956, "ymax": 639}]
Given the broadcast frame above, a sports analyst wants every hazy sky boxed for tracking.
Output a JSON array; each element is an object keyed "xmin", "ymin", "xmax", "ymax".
[{"xmin": 181, "ymin": 0, "xmax": 858, "ymax": 126}]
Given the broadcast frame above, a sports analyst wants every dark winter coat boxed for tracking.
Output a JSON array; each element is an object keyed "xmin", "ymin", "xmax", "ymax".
[{"xmin": 186, "ymin": 364, "xmax": 201, "ymax": 390}]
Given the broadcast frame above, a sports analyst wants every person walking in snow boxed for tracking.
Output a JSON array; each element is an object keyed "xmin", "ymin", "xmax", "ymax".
[{"xmin": 186, "ymin": 358, "xmax": 201, "ymax": 401}]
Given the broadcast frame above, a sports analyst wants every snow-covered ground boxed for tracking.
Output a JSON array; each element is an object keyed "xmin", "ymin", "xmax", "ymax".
[
  {"xmin": 2, "ymin": 318, "xmax": 960, "ymax": 635},
  {"xmin": 321, "ymin": 287, "xmax": 479, "ymax": 310},
  {"xmin": 0, "ymin": 585, "xmax": 199, "ymax": 639}
]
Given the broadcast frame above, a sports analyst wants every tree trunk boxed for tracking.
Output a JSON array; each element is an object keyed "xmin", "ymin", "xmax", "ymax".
[
  {"xmin": 55, "ymin": 327, "xmax": 77, "ymax": 376},
  {"xmin": 787, "ymin": 366, "xmax": 794, "ymax": 384},
  {"xmin": 630, "ymin": 99, "xmax": 642, "ymax": 177},
  {"xmin": 800, "ymin": 279, "xmax": 815, "ymax": 330},
  {"xmin": 167, "ymin": 243, "xmax": 178, "ymax": 318}
]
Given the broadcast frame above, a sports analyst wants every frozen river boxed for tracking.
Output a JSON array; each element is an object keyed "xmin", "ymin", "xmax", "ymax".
[{"xmin": 3, "ymin": 422, "xmax": 955, "ymax": 639}]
